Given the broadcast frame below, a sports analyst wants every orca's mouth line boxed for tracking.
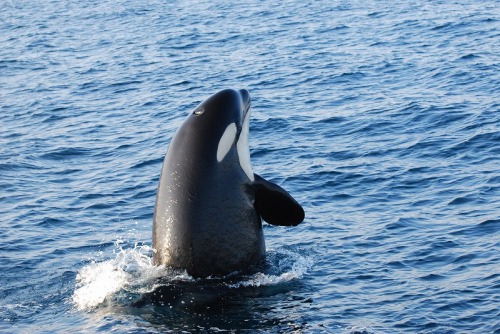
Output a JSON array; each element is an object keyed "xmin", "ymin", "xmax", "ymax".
[
  {"xmin": 240, "ymin": 89, "xmax": 251, "ymax": 117},
  {"xmin": 238, "ymin": 104, "xmax": 251, "ymax": 140},
  {"xmin": 243, "ymin": 105, "xmax": 251, "ymax": 121}
]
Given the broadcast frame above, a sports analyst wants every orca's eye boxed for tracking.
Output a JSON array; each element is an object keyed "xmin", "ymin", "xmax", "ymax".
[{"xmin": 194, "ymin": 108, "xmax": 204, "ymax": 115}]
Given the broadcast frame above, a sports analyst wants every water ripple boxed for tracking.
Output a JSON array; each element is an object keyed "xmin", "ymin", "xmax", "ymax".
[{"xmin": 1, "ymin": 0, "xmax": 499, "ymax": 333}]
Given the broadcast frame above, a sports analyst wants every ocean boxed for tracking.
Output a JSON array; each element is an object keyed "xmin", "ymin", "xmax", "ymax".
[{"xmin": 1, "ymin": 0, "xmax": 499, "ymax": 333}]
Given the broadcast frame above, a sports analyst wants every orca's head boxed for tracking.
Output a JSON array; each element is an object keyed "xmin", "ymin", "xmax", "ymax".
[{"xmin": 187, "ymin": 89, "xmax": 254, "ymax": 181}]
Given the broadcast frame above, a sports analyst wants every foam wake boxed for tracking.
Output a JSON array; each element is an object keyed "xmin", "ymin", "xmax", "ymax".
[
  {"xmin": 72, "ymin": 240, "xmax": 313, "ymax": 311},
  {"xmin": 72, "ymin": 241, "xmax": 167, "ymax": 310}
]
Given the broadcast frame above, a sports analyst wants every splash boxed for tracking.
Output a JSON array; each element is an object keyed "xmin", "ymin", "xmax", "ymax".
[
  {"xmin": 72, "ymin": 241, "xmax": 167, "ymax": 310},
  {"xmin": 228, "ymin": 249, "xmax": 313, "ymax": 288},
  {"xmin": 72, "ymin": 241, "xmax": 313, "ymax": 311}
]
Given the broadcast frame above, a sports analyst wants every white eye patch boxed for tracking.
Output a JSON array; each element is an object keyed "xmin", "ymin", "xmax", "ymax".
[{"xmin": 217, "ymin": 123, "xmax": 237, "ymax": 162}]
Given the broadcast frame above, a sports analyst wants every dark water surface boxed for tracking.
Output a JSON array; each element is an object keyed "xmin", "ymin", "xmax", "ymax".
[{"xmin": 1, "ymin": 0, "xmax": 499, "ymax": 333}]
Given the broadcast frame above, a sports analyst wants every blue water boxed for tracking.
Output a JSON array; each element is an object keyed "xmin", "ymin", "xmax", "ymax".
[{"xmin": 1, "ymin": 0, "xmax": 499, "ymax": 332}]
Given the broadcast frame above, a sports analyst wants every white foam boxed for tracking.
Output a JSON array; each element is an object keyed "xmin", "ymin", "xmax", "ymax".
[
  {"xmin": 72, "ymin": 260, "xmax": 130, "ymax": 310},
  {"xmin": 72, "ymin": 240, "xmax": 312, "ymax": 310},
  {"xmin": 228, "ymin": 249, "xmax": 313, "ymax": 288},
  {"xmin": 72, "ymin": 241, "xmax": 166, "ymax": 310}
]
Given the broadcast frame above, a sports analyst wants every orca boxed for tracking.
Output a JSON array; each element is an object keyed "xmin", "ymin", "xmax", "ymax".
[{"xmin": 152, "ymin": 89, "xmax": 304, "ymax": 278}]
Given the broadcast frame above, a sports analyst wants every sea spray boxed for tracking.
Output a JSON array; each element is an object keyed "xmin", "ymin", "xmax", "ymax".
[
  {"xmin": 227, "ymin": 248, "xmax": 313, "ymax": 288},
  {"xmin": 72, "ymin": 241, "xmax": 312, "ymax": 310},
  {"xmin": 72, "ymin": 241, "xmax": 167, "ymax": 310}
]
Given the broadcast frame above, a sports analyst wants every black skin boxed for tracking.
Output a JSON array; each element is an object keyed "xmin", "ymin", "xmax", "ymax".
[{"xmin": 152, "ymin": 89, "xmax": 305, "ymax": 278}]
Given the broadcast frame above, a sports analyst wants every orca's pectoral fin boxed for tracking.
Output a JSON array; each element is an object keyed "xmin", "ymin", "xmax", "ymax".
[{"xmin": 253, "ymin": 173, "xmax": 305, "ymax": 226}]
